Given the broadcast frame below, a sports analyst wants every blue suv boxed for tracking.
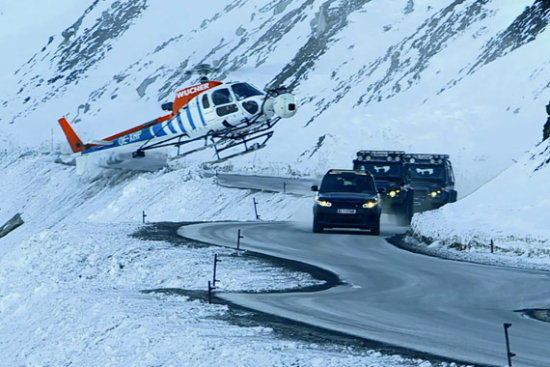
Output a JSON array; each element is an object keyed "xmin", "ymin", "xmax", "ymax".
[{"xmin": 311, "ymin": 170, "xmax": 383, "ymax": 235}]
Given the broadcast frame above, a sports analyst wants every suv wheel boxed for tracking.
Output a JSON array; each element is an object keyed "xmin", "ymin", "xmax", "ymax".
[
  {"xmin": 371, "ymin": 222, "xmax": 380, "ymax": 236},
  {"xmin": 313, "ymin": 220, "xmax": 323, "ymax": 233},
  {"xmin": 397, "ymin": 194, "xmax": 414, "ymax": 226}
]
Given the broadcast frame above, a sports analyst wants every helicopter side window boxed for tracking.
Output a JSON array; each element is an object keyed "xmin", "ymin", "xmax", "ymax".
[
  {"xmin": 231, "ymin": 83, "xmax": 263, "ymax": 101},
  {"xmin": 242, "ymin": 100, "xmax": 259, "ymax": 114},
  {"xmin": 211, "ymin": 89, "xmax": 233, "ymax": 105},
  {"xmin": 202, "ymin": 94, "xmax": 210, "ymax": 109},
  {"xmin": 216, "ymin": 104, "xmax": 239, "ymax": 117}
]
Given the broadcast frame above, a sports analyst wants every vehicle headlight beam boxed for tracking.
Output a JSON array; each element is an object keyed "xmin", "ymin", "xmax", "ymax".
[
  {"xmin": 363, "ymin": 200, "xmax": 379, "ymax": 209},
  {"xmin": 316, "ymin": 200, "xmax": 332, "ymax": 207}
]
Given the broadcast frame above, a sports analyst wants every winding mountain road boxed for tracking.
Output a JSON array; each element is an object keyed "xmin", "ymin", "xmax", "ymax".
[{"xmin": 180, "ymin": 175, "xmax": 550, "ymax": 367}]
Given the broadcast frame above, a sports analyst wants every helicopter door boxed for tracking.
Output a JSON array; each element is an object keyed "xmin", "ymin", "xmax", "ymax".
[
  {"xmin": 211, "ymin": 88, "xmax": 243, "ymax": 125},
  {"xmin": 199, "ymin": 93, "xmax": 217, "ymax": 125}
]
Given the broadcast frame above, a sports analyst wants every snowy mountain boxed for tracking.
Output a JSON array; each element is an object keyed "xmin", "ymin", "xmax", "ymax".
[
  {"xmin": 1, "ymin": 0, "xmax": 549, "ymax": 193},
  {"xmin": 1, "ymin": 0, "xmax": 550, "ymax": 365}
]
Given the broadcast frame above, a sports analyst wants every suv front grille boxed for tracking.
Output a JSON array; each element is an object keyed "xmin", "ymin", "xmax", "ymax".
[
  {"xmin": 330, "ymin": 201, "xmax": 363, "ymax": 209},
  {"xmin": 317, "ymin": 213, "xmax": 374, "ymax": 224},
  {"xmin": 413, "ymin": 189, "xmax": 428, "ymax": 206}
]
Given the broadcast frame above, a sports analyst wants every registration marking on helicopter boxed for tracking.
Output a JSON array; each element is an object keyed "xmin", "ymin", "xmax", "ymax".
[{"xmin": 118, "ymin": 131, "xmax": 143, "ymax": 146}]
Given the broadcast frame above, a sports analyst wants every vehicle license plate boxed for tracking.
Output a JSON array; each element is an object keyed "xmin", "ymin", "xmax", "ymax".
[{"xmin": 337, "ymin": 209, "xmax": 356, "ymax": 214}]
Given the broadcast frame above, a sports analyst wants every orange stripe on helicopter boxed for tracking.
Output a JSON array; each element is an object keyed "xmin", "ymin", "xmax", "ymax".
[{"xmin": 172, "ymin": 81, "xmax": 222, "ymax": 113}]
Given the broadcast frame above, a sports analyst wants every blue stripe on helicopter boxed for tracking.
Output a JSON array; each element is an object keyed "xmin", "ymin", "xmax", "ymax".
[
  {"xmin": 176, "ymin": 113, "xmax": 187, "ymax": 134},
  {"xmin": 153, "ymin": 122, "xmax": 168, "ymax": 137},
  {"xmin": 83, "ymin": 128, "xmax": 155, "ymax": 154},
  {"xmin": 186, "ymin": 106, "xmax": 196, "ymax": 130},
  {"xmin": 141, "ymin": 129, "xmax": 155, "ymax": 140},
  {"xmin": 167, "ymin": 119, "xmax": 178, "ymax": 134},
  {"xmin": 197, "ymin": 99, "xmax": 207, "ymax": 126}
]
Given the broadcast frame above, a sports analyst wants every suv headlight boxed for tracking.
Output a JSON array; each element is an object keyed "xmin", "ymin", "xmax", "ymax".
[
  {"xmin": 316, "ymin": 200, "xmax": 332, "ymax": 207},
  {"xmin": 429, "ymin": 190, "xmax": 442, "ymax": 198},
  {"xmin": 388, "ymin": 189, "xmax": 400, "ymax": 198},
  {"xmin": 362, "ymin": 200, "xmax": 379, "ymax": 209}
]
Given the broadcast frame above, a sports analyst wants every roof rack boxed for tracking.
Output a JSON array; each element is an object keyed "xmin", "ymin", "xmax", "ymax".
[
  {"xmin": 327, "ymin": 169, "xmax": 370, "ymax": 175},
  {"xmin": 355, "ymin": 150, "xmax": 405, "ymax": 162},
  {"xmin": 404, "ymin": 153, "xmax": 449, "ymax": 164}
]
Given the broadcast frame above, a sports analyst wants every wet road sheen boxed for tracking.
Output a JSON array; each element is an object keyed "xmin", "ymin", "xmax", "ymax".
[{"xmin": 180, "ymin": 220, "xmax": 550, "ymax": 367}]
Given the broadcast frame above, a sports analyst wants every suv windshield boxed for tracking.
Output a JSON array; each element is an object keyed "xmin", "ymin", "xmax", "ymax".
[
  {"xmin": 356, "ymin": 163, "xmax": 403, "ymax": 180},
  {"xmin": 409, "ymin": 165, "xmax": 446, "ymax": 181},
  {"xmin": 320, "ymin": 174, "xmax": 375, "ymax": 194}
]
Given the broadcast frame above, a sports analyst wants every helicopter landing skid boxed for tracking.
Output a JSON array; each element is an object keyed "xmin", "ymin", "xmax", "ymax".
[{"xmin": 200, "ymin": 130, "xmax": 273, "ymax": 165}]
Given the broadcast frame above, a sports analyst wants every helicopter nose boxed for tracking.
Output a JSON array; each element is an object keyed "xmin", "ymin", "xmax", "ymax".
[{"xmin": 273, "ymin": 93, "xmax": 298, "ymax": 119}]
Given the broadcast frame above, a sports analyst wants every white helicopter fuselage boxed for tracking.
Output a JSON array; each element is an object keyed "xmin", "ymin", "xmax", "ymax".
[
  {"xmin": 148, "ymin": 81, "xmax": 297, "ymax": 142},
  {"xmin": 58, "ymin": 80, "xmax": 298, "ymax": 167}
]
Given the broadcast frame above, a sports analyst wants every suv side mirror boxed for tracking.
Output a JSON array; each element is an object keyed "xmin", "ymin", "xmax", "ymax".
[
  {"xmin": 311, "ymin": 185, "xmax": 319, "ymax": 192},
  {"xmin": 377, "ymin": 188, "xmax": 386, "ymax": 194}
]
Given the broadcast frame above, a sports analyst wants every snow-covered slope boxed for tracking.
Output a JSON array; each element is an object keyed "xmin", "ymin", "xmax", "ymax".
[{"xmin": 0, "ymin": 149, "xmax": 452, "ymax": 366}]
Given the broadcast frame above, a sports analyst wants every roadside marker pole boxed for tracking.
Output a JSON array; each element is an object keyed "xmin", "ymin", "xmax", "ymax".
[
  {"xmin": 253, "ymin": 197, "xmax": 260, "ymax": 220},
  {"xmin": 142, "ymin": 211, "xmax": 147, "ymax": 223},
  {"xmin": 208, "ymin": 281, "xmax": 213, "ymax": 304},
  {"xmin": 237, "ymin": 229, "xmax": 244, "ymax": 250},
  {"xmin": 212, "ymin": 254, "xmax": 221, "ymax": 287},
  {"xmin": 504, "ymin": 323, "xmax": 515, "ymax": 366}
]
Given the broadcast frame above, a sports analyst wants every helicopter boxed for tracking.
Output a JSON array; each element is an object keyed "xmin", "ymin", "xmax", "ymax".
[{"xmin": 58, "ymin": 64, "xmax": 298, "ymax": 173}]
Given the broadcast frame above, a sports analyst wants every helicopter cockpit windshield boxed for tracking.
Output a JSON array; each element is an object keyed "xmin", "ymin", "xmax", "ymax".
[{"xmin": 231, "ymin": 83, "xmax": 264, "ymax": 101}]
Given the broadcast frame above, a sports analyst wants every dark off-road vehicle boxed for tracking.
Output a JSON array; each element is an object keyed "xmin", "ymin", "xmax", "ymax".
[
  {"xmin": 404, "ymin": 153, "xmax": 457, "ymax": 211},
  {"xmin": 311, "ymin": 170, "xmax": 383, "ymax": 235},
  {"xmin": 352, "ymin": 150, "xmax": 414, "ymax": 225}
]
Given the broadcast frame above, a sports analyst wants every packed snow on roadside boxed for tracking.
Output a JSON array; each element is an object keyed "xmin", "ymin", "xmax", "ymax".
[
  {"xmin": 409, "ymin": 139, "xmax": 550, "ymax": 270},
  {"xmin": 0, "ymin": 150, "xmax": 471, "ymax": 367}
]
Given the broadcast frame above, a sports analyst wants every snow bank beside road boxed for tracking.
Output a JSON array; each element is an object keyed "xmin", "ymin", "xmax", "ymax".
[{"xmin": 410, "ymin": 140, "xmax": 550, "ymax": 261}]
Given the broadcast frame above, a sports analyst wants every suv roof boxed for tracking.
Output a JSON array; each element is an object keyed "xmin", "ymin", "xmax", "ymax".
[
  {"xmin": 326, "ymin": 169, "xmax": 373, "ymax": 176},
  {"xmin": 355, "ymin": 150, "xmax": 406, "ymax": 163},
  {"xmin": 404, "ymin": 153, "xmax": 450, "ymax": 164}
]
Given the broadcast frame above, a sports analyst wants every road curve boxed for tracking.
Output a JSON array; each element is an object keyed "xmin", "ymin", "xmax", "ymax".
[{"xmin": 180, "ymin": 220, "xmax": 550, "ymax": 367}]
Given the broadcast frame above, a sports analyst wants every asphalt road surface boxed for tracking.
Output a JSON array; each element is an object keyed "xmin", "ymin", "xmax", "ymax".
[
  {"xmin": 180, "ymin": 221, "xmax": 550, "ymax": 366},
  {"xmin": 179, "ymin": 174, "xmax": 550, "ymax": 366}
]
